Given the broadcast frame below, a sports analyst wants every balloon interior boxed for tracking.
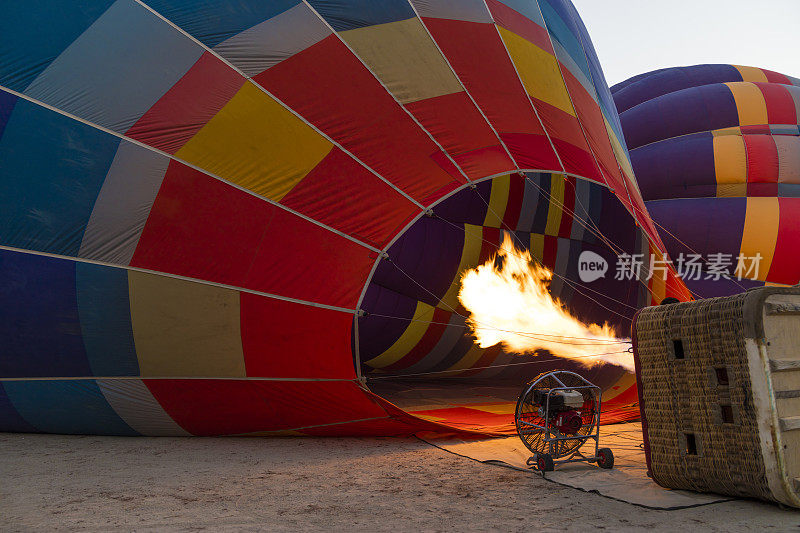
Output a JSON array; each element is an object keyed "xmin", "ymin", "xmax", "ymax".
[{"xmin": 1, "ymin": 0, "xmax": 691, "ymax": 437}]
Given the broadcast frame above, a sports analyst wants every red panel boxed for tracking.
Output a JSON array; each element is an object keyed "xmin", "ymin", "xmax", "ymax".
[
  {"xmin": 381, "ymin": 307, "xmax": 451, "ymax": 372},
  {"xmin": 756, "ymin": 82, "xmax": 798, "ymax": 125},
  {"xmin": 740, "ymin": 124, "xmax": 771, "ymax": 135},
  {"xmin": 542, "ymin": 234, "xmax": 558, "ymax": 266},
  {"xmin": 243, "ymin": 207, "xmax": 375, "ymax": 308},
  {"xmin": 499, "ymin": 133, "xmax": 560, "ymax": 170},
  {"xmin": 131, "ymin": 161, "xmax": 272, "ymax": 287},
  {"xmin": 405, "ymin": 91, "xmax": 515, "ymax": 179},
  {"xmin": 253, "ymin": 34, "xmax": 462, "ymax": 204},
  {"xmin": 280, "ymin": 148, "xmax": 419, "ymax": 249},
  {"xmin": 502, "ymin": 173, "xmax": 525, "ymax": 229},
  {"xmin": 562, "ymin": 69, "xmax": 626, "ymax": 194},
  {"xmin": 299, "ymin": 417, "xmax": 414, "ymax": 437},
  {"xmin": 145, "ymin": 379, "xmax": 386, "ymax": 436},
  {"xmin": 127, "ymin": 52, "xmax": 245, "ymax": 154},
  {"xmin": 240, "ymin": 293, "xmax": 357, "ymax": 379},
  {"xmin": 761, "ymin": 69, "xmax": 792, "ymax": 85},
  {"xmin": 420, "ymin": 18, "xmax": 560, "ymax": 171},
  {"xmin": 551, "ymin": 138, "xmax": 601, "ymax": 182},
  {"xmin": 747, "ymin": 183, "xmax": 779, "ymax": 197},
  {"xmin": 486, "ymin": 0, "xmax": 553, "ymax": 52},
  {"xmin": 766, "ymin": 198, "xmax": 800, "ymax": 284},
  {"xmin": 479, "ymin": 227, "xmax": 502, "ymax": 262},
  {"xmin": 744, "ymin": 135, "xmax": 779, "ymax": 182},
  {"xmin": 132, "ymin": 160, "xmax": 374, "ymax": 308}
]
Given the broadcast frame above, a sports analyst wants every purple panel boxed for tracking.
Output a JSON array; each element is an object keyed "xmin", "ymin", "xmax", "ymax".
[
  {"xmin": 646, "ymin": 198, "xmax": 746, "ymax": 260},
  {"xmin": 684, "ymin": 276, "xmax": 763, "ymax": 299},
  {"xmin": 613, "ymin": 64, "xmax": 742, "ymax": 113},
  {"xmin": 630, "ymin": 132, "xmax": 716, "ymax": 201},
  {"xmin": 373, "ymin": 218, "xmax": 465, "ymax": 306},
  {"xmin": 620, "ymin": 83, "xmax": 739, "ymax": 150},
  {"xmin": 358, "ymin": 284, "xmax": 419, "ymax": 360},
  {"xmin": 433, "ymin": 180, "xmax": 492, "ymax": 225}
]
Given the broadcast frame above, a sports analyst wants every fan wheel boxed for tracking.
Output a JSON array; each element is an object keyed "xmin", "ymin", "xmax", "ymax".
[
  {"xmin": 536, "ymin": 453, "xmax": 554, "ymax": 472},
  {"xmin": 597, "ymin": 448, "xmax": 614, "ymax": 469}
]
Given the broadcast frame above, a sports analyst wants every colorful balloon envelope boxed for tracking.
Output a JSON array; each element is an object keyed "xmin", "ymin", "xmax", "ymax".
[
  {"xmin": 613, "ymin": 64, "xmax": 800, "ymax": 297},
  {"xmin": 0, "ymin": 0, "xmax": 683, "ymax": 436}
]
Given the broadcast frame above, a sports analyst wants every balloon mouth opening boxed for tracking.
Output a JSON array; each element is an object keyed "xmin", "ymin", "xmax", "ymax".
[{"xmin": 354, "ymin": 173, "xmax": 646, "ymax": 431}]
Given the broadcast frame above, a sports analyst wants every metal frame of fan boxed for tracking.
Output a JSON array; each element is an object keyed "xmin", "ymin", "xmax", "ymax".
[{"xmin": 515, "ymin": 370, "xmax": 614, "ymax": 472}]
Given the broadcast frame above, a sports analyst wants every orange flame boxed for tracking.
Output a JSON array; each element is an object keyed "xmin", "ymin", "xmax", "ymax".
[{"xmin": 457, "ymin": 233, "xmax": 633, "ymax": 371}]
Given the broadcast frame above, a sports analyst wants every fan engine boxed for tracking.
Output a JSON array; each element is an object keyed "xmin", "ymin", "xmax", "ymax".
[{"xmin": 516, "ymin": 370, "xmax": 614, "ymax": 472}]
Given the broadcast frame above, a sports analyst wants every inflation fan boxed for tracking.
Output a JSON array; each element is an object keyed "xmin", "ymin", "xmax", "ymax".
[{"xmin": 515, "ymin": 370, "xmax": 613, "ymax": 472}]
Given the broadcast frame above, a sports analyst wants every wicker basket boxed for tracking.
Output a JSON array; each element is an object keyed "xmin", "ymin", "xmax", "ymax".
[{"xmin": 632, "ymin": 286, "xmax": 800, "ymax": 507}]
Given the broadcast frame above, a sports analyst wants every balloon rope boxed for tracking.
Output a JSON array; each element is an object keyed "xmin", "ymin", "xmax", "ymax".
[
  {"xmin": 365, "ymin": 312, "xmax": 630, "ymax": 345},
  {"xmin": 366, "ymin": 350, "xmax": 631, "ymax": 380}
]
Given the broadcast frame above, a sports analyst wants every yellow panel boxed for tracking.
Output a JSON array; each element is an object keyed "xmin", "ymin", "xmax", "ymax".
[
  {"xmin": 725, "ymin": 82, "xmax": 768, "ymax": 126},
  {"xmin": 469, "ymin": 402, "xmax": 516, "ymax": 415},
  {"xmin": 712, "ymin": 126, "xmax": 742, "ymax": 137},
  {"xmin": 340, "ymin": 18, "xmax": 463, "ymax": 104},
  {"xmin": 713, "ymin": 135, "xmax": 747, "ymax": 186},
  {"xmin": 176, "ymin": 82, "xmax": 332, "ymax": 201},
  {"xmin": 530, "ymin": 233, "xmax": 545, "ymax": 262},
  {"xmin": 604, "ymin": 116, "xmax": 635, "ymax": 180},
  {"xmin": 439, "ymin": 223, "xmax": 484, "ymax": 310},
  {"xmin": 498, "ymin": 27, "xmax": 575, "ymax": 116},
  {"xmin": 734, "ymin": 65, "xmax": 769, "ymax": 83},
  {"xmin": 740, "ymin": 197, "xmax": 780, "ymax": 281},
  {"xmin": 365, "ymin": 301, "xmax": 435, "ymax": 368},
  {"xmin": 601, "ymin": 372, "xmax": 636, "ymax": 402},
  {"xmin": 649, "ymin": 247, "xmax": 667, "ymax": 303},
  {"xmin": 544, "ymin": 174, "xmax": 565, "ymax": 236},
  {"xmin": 483, "ymin": 174, "xmax": 511, "ymax": 228},
  {"xmin": 717, "ymin": 183, "xmax": 747, "ymax": 197},
  {"xmin": 128, "ymin": 271, "xmax": 246, "ymax": 377}
]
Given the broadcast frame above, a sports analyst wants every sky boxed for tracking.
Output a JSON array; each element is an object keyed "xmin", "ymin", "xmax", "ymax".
[{"xmin": 571, "ymin": 0, "xmax": 799, "ymax": 88}]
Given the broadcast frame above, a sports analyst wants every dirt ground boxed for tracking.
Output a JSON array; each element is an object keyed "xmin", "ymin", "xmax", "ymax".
[{"xmin": 1, "ymin": 433, "xmax": 798, "ymax": 532}]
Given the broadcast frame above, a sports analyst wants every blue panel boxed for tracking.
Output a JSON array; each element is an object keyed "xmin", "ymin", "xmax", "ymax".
[
  {"xmin": 146, "ymin": 0, "xmax": 300, "ymax": 48},
  {"xmin": 0, "ymin": 250, "xmax": 91, "ymax": 378},
  {"xmin": 495, "ymin": 0, "xmax": 545, "ymax": 26},
  {"xmin": 306, "ymin": 0, "xmax": 415, "ymax": 31},
  {"xmin": 0, "ymin": 0, "xmax": 114, "ymax": 91},
  {"xmin": 778, "ymin": 184, "xmax": 800, "ymax": 198},
  {"xmin": 76, "ymin": 263, "xmax": 139, "ymax": 377},
  {"xmin": 539, "ymin": 0, "xmax": 590, "ymax": 81},
  {"xmin": 25, "ymin": 0, "xmax": 204, "ymax": 133},
  {"xmin": 0, "ymin": 99, "xmax": 120, "ymax": 257},
  {"xmin": 0, "ymin": 90, "xmax": 18, "ymax": 141},
  {"xmin": 530, "ymin": 173, "xmax": 552, "ymax": 234},
  {"xmin": 0, "ymin": 383, "xmax": 39, "ymax": 433},
  {"xmin": 3, "ymin": 380, "xmax": 138, "ymax": 435}
]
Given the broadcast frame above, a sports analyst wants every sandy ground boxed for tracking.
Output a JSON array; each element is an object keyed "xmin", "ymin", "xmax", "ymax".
[{"xmin": 1, "ymin": 433, "xmax": 798, "ymax": 532}]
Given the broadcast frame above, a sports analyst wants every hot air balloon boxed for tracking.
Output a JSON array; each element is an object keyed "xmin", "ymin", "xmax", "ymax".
[
  {"xmin": 0, "ymin": 0, "xmax": 684, "ymax": 436},
  {"xmin": 613, "ymin": 64, "xmax": 800, "ymax": 297}
]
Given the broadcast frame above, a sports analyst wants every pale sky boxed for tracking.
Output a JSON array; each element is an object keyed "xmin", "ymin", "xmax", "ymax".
[{"xmin": 571, "ymin": 0, "xmax": 799, "ymax": 88}]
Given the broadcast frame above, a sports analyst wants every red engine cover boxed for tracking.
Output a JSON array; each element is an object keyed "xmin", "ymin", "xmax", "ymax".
[{"xmin": 555, "ymin": 410, "xmax": 582, "ymax": 435}]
